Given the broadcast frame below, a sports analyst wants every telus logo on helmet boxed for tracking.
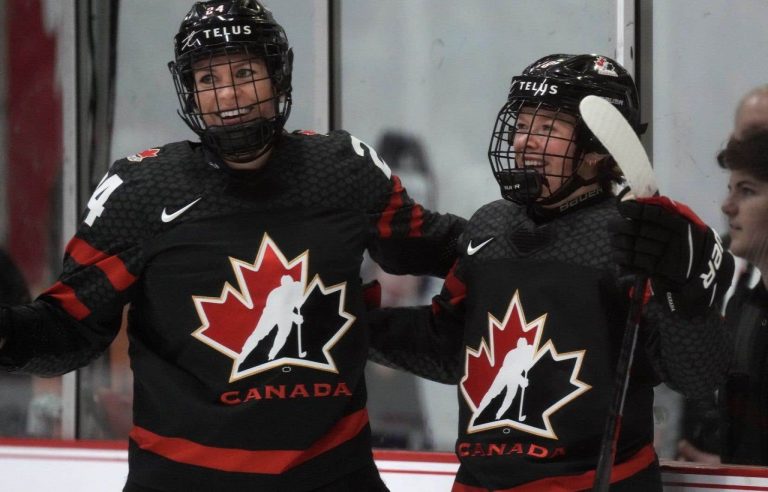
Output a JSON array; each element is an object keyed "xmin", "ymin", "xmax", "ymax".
[
  {"xmin": 511, "ymin": 80, "xmax": 559, "ymax": 97},
  {"xmin": 201, "ymin": 25, "xmax": 252, "ymax": 39}
]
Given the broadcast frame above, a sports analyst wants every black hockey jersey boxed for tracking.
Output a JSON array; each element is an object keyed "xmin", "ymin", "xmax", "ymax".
[
  {"xmin": 370, "ymin": 194, "xmax": 729, "ymax": 491},
  {"xmin": 0, "ymin": 130, "xmax": 464, "ymax": 491}
]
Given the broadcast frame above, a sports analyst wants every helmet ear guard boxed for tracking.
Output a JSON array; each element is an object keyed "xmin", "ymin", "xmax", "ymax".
[{"xmin": 493, "ymin": 168, "xmax": 545, "ymax": 203}]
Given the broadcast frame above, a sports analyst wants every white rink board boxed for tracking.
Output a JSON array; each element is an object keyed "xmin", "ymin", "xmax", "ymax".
[{"xmin": 2, "ymin": 441, "xmax": 768, "ymax": 491}]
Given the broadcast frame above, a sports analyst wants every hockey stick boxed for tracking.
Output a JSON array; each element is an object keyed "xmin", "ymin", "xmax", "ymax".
[
  {"xmin": 296, "ymin": 306, "xmax": 307, "ymax": 358},
  {"xmin": 579, "ymin": 95, "xmax": 659, "ymax": 492},
  {"xmin": 518, "ymin": 370, "xmax": 527, "ymax": 422}
]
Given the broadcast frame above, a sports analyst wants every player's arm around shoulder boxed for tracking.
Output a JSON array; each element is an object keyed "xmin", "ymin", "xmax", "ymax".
[
  {"xmin": 340, "ymin": 132, "xmax": 466, "ymax": 277},
  {"xmin": 368, "ymin": 227, "xmax": 471, "ymax": 386}
]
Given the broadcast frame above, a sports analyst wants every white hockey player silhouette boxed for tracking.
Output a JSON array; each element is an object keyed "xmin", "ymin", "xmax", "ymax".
[
  {"xmin": 476, "ymin": 337, "xmax": 535, "ymax": 421},
  {"xmin": 236, "ymin": 275, "xmax": 304, "ymax": 367}
]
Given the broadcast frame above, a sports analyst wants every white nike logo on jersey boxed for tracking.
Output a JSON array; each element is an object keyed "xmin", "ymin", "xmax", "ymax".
[
  {"xmin": 161, "ymin": 197, "xmax": 202, "ymax": 223},
  {"xmin": 467, "ymin": 237, "xmax": 494, "ymax": 255}
]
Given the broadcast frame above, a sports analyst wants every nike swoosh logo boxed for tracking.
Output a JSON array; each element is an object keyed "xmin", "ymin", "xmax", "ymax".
[
  {"xmin": 467, "ymin": 237, "xmax": 494, "ymax": 256},
  {"xmin": 161, "ymin": 197, "xmax": 202, "ymax": 223}
]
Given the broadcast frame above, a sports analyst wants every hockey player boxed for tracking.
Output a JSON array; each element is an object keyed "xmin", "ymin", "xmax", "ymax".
[
  {"xmin": 0, "ymin": 1, "xmax": 465, "ymax": 491},
  {"xmin": 369, "ymin": 54, "xmax": 733, "ymax": 490}
]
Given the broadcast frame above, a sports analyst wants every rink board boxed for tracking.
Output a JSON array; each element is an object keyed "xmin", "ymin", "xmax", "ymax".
[{"xmin": 1, "ymin": 440, "xmax": 768, "ymax": 491}]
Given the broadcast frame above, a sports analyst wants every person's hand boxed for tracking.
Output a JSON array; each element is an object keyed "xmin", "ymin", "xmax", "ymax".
[
  {"xmin": 608, "ymin": 196, "xmax": 734, "ymax": 316},
  {"xmin": 676, "ymin": 439, "xmax": 721, "ymax": 464}
]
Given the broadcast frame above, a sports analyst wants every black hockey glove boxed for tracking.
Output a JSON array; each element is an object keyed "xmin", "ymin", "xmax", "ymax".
[{"xmin": 608, "ymin": 196, "xmax": 734, "ymax": 317}]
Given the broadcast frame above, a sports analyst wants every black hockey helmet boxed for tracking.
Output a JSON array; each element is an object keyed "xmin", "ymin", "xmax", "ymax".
[
  {"xmin": 169, "ymin": 0, "xmax": 293, "ymax": 163},
  {"xmin": 488, "ymin": 54, "xmax": 640, "ymax": 208}
]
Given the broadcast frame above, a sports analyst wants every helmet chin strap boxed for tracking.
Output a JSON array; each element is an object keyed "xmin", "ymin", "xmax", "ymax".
[
  {"xmin": 203, "ymin": 117, "xmax": 277, "ymax": 164},
  {"xmin": 534, "ymin": 158, "xmax": 597, "ymax": 207},
  {"xmin": 527, "ymin": 159, "xmax": 605, "ymax": 220}
]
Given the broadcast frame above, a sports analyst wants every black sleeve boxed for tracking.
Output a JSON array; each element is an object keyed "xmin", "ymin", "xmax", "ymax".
[
  {"xmin": 0, "ymin": 300, "xmax": 118, "ymax": 377},
  {"xmin": 368, "ymin": 264, "xmax": 466, "ymax": 384},
  {"xmin": 0, "ymin": 164, "xmax": 142, "ymax": 376},
  {"xmin": 642, "ymin": 298, "xmax": 730, "ymax": 399},
  {"xmin": 367, "ymin": 174, "xmax": 466, "ymax": 278}
]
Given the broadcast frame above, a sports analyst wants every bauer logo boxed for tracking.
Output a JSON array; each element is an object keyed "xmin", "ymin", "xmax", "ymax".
[
  {"xmin": 191, "ymin": 234, "xmax": 355, "ymax": 383},
  {"xmin": 460, "ymin": 290, "xmax": 591, "ymax": 438}
]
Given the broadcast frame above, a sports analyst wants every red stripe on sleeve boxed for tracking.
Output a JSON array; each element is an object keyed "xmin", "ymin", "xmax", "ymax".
[
  {"xmin": 43, "ymin": 282, "xmax": 91, "ymax": 320},
  {"xmin": 66, "ymin": 237, "xmax": 136, "ymax": 291},
  {"xmin": 433, "ymin": 263, "xmax": 465, "ymax": 315},
  {"xmin": 377, "ymin": 176, "xmax": 405, "ymax": 238},
  {"xmin": 444, "ymin": 267, "xmax": 466, "ymax": 307},
  {"xmin": 408, "ymin": 204, "xmax": 424, "ymax": 237},
  {"xmin": 129, "ymin": 408, "xmax": 369, "ymax": 474}
]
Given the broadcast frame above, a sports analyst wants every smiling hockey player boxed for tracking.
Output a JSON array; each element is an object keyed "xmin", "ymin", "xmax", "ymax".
[{"xmin": 369, "ymin": 53, "xmax": 733, "ymax": 491}]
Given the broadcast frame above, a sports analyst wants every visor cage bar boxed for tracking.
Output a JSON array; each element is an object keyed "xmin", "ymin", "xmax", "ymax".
[
  {"xmin": 489, "ymin": 100, "xmax": 583, "ymax": 204},
  {"xmin": 173, "ymin": 46, "xmax": 284, "ymax": 133}
]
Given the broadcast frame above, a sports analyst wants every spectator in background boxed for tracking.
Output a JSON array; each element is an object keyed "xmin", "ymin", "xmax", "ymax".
[
  {"xmin": 716, "ymin": 130, "xmax": 768, "ymax": 465},
  {"xmin": 677, "ymin": 85, "xmax": 768, "ymax": 464},
  {"xmin": 734, "ymin": 85, "xmax": 768, "ymax": 140},
  {"xmin": 729, "ymin": 84, "xmax": 768, "ymax": 296}
]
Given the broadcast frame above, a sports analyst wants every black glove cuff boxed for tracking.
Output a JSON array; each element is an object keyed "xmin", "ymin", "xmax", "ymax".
[{"xmin": 652, "ymin": 250, "xmax": 735, "ymax": 317}]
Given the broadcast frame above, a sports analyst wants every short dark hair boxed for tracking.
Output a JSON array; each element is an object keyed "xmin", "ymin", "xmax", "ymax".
[{"xmin": 717, "ymin": 129, "xmax": 768, "ymax": 182}]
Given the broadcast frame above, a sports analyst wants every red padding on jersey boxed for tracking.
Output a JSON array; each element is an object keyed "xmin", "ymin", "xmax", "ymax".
[
  {"xmin": 451, "ymin": 444, "xmax": 655, "ymax": 492},
  {"xmin": 129, "ymin": 408, "xmax": 369, "ymax": 474},
  {"xmin": 65, "ymin": 237, "xmax": 136, "ymax": 291},
  {"xmin": 44, "ymin": 282, "xmax": 91, "ymax": 320},
  {"xmin": 636, "ymin": 196, "xmax": 707, "ymax": 232}
]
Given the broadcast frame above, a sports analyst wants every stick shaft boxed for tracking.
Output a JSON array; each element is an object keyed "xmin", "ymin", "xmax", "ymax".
[{"xmin": 592, "ymin": 276, "xmax": 646, "ymax": 491}]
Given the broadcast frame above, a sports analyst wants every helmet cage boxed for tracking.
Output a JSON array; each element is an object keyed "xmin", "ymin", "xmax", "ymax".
[
  {"xmin": 489, "ymin": 66, "xmax": 637, "ymax": 207},
  {"xmin": 168, "ymin": 1, "xmax": 293, "ymax": 162},
  {"xmin": 489, "ymin": 95, "xmax": 589, "ymax": 206}
]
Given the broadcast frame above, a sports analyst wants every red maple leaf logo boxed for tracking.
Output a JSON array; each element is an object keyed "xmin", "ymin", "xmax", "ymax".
[
  {"xmin": 127, "ymin": 148, "xmax": 160, "ymax": 162},
  {"xmin": 460, "ymin": 291, "xmax": 591, "ymax": 438},
  {"xmin": 191, "ymin": 234, "xmax": 355, "ymax": 381}
]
